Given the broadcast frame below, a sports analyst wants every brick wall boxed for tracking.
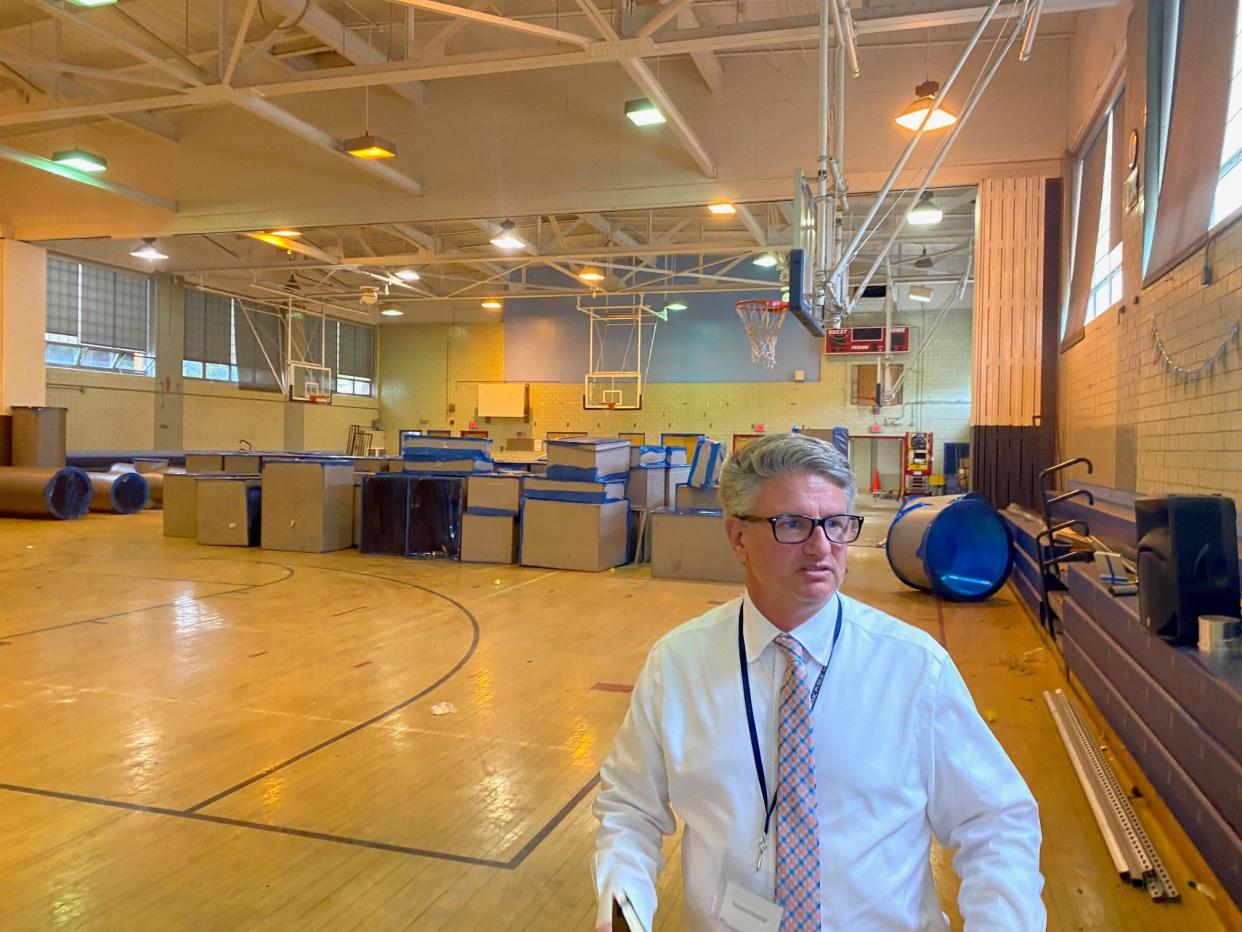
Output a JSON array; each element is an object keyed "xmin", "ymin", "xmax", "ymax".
[
  {"xmin": 1058, "ymin": 2, "xmax": 1242, "ymax": 501},
  {"xmin": 378, "ymin": 311, "xmax": 973, "ymax": 469}
]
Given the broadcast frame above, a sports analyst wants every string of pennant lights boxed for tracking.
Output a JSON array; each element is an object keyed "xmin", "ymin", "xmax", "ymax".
[{"xmin": 1151, "ymin": 321, "xmax": 1241, "ymax": 385}]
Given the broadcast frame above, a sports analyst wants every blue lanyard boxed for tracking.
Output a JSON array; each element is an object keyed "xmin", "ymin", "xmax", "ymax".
[{"xmin": 738, "ymin": 598, "xmax": 842, "ymax": 838}]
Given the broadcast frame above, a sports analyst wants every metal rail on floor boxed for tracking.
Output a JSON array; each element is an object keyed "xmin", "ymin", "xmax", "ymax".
[{"xmin": 1044, "ymin": 689, "xmax": 1179, "ymax": 902}]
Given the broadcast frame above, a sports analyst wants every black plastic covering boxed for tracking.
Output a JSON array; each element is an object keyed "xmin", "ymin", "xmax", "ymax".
[
  {"xmin": 406, "ymin": 476, "xmax": 464, "ymax": 560},
  {"xmin": 359, "ymin": 473, "xmax": 464, "ymax": 559},
  {"xmin": 360, "ymin": 473, "xmax": 410, "ymax": 556}
]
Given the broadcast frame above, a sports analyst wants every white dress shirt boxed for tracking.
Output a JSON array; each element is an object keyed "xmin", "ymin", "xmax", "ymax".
[{"xmin": 593, "ymin": 592, "xmax": 1045, "ymax": 931}]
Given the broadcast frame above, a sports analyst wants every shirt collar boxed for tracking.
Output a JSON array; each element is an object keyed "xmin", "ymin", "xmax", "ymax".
[{"xmin": 741, "ymin": 591, "xmax": 840, "ymax": 666}]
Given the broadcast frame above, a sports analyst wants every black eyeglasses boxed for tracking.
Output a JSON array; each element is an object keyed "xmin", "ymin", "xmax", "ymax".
[{"xmin": 737, "ymin": 513, "xmax": 865, "ymax": 545}]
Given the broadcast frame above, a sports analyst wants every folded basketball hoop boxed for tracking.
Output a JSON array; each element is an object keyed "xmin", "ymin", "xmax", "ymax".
[{"xmin": 736, "ymin": 299, "xmax": 788, "ymax": 368}]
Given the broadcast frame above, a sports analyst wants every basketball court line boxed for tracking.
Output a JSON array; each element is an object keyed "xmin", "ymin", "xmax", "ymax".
[
  {"xmin": 0, "ymin": 560, "xmax": 599, "ymax": 870},
  {"xmin": 0, "ymin": 562, "xmax": 295, "ymax": 641},
  {"xmin": 0, "ymin": 772, "xmax": 603, "ymax": 870},
  {"xmin": 183, "ymin": 566, "xmax": 484, "ymax": 813}
]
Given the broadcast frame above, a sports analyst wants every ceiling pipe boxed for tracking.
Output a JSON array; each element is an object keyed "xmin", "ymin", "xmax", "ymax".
[{"xmin": 845, "ymin": 3, "xmax": 1030, "ymax": 314}]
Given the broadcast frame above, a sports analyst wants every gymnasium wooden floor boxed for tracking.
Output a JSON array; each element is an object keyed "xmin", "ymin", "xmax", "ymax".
[{"xmin": 0, "ymin": 500, "xmax": 1236, "ymax": 930}]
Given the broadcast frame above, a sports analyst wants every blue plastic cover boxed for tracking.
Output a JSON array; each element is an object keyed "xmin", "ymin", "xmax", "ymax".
[
  {"xmin": 919, "ymin": 497, "xmax": 1014, "ymax": 600},
  {"xmin": 545, "ymin": 464, "xmax": 628, "ymax": 483}
]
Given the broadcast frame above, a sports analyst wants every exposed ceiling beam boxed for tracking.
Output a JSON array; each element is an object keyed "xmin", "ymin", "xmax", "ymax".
[
  {"xmin": 0, "ymin": 0, "xmax": 1119, "ymax": 130},
  {"xmin": 0, "ymin": 54, "xmax": 186, "ymax": 91},
  {"xmin": 734, "ymin": 204, "xmax": 766, "ymax": 246},
  {"xmin": 679, "ymin": 9, "xmax": 723, "ymax": 94},
  {"xmin": 0, "ymin": 36, "xmax": 180, "ymax": 143},
  {"xmin": 238, "ymin": 98, "xmax": 424, "ymax": 196},
  {"xmin": 419, "ymin": 0, "xmax": 491, "ymax": 58},
  {"xmin": 636, "ymin": 0, "xmax": 699, "ymax": 38},
  {"xmin": 266, "ymin": 0, "xmax": 426, "ymax": 105},
  {"xmin": 24, "ymin": 1, "xmax": 204, "ymax": 88},
  {"xmin": 574, "ymin": 0, "xmax": 715, "ymax": 177},
  {"xmin": 222, "ymin": 0, "xmax": 259, "ymax": 86},
  {"xmin": 0, "ymin": 140, "xmax": 176, "ymax": 211},
  {"xmin": 389, "ymin": 0, "xmax": 594, "ymax": 48}
]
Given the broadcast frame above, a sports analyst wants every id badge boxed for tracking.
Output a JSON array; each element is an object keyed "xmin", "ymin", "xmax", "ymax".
[{"xmin": 713, "ymin": 851, "xmax": 783, "ymax": 932}]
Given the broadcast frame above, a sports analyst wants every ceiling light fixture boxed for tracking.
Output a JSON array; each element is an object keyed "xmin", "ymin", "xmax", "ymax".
[
  {"xmin": 908, "ymin": 284, "xmax": 934, "ymax": 303},
  {"xmin": 907, "ymin": 191, "xmax": 944, "ymax": 226},
  {"xmin": 663, "ymin": 300, "xmax": 688, "ymax": 311},
  {"xmin": 129, "ymin": 238, "xmax": 168, "ymax": 262},
  {"xmin": 752, "ymin": 254, "xmax": 779, "ymax": 268},
  {"xmin": 894, "ymin": 80, "xmax": 958, "ymax": 132},
  {"xmin": 707, "ymin": 202, "xmax": 736, "ymax": 216},
  {"xmin": 481, "ymin": 299, "xmax": 503, "ymax": 310},
  {"xmin": 343, "ymin": 133, "xmax": 397, "ymax": 160},
  {"xmin": 489, "ymin": 220, "xmax": 524, "ymax": 250},
  {"xmin": 579, "ymin": 267, "xmax": 605, "ymax": 282},
  {"xmin": 52, "ymin": 148, "xmax": 107, "ymax": 173},
  {"xmin": 269, "ymin": 228, "xmax": 301, "ymax": 238},
  {"xmin": 380, "ymin": 308, "xmax": 405, "ymax": 317},
  {"xmin": 913, "ymin": 248, "xmax": 934, "ymax": 270},
  {"xmin": 625, "ymin": 98, "xmax": 666, "ymax": 126},
  {"xmin": 394, "ymin": 268, "xmax": 421, "ymax": 281},
  {"xmin": 66, "ymin": 0, "xmax": 116, "ymax": 6}
]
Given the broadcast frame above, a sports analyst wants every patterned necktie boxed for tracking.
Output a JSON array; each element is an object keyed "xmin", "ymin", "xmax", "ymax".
[{"xmin": 773, "ymin": 632, "xmax": 822, "ymax": 930}]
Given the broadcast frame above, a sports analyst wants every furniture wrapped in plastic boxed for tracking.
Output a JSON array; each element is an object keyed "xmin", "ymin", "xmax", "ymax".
[
  {"xmin": 0, "ymin": 466, "xmax": 93, "ymax": 519},
  {"xmin": 359, "ymin": 473, "xmax": 464, "ymax": 559}
]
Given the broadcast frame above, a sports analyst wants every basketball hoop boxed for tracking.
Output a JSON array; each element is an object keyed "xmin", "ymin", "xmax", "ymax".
[
  {"xmin": 307, "ymin": 394, "xmax": 329, "ymax": 405},
  {"xmin": 605, "ymin": 401, "xmax": 618, "ymax": 410},
  {"xmin": 736, "ymin": 299, "xmax": 788, "ymax": 368}
]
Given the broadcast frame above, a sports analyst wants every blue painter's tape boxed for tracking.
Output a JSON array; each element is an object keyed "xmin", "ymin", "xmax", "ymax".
[
  {"xmin": 524, "ymin": 490, "xmax": 621, "ymax": 504},
  {"xmin": 467, "ymin": 506, "xmax": 520, "ymax": 517},
  {"xmin": 403, "ymin": 448, "xmax": 494, "ymax": 463},
  {"xmin": 545, "ymin": 464, "xmax": 629, "ymax": 483}
]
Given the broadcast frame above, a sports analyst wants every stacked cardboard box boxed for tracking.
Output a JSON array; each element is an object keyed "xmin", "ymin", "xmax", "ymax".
[
  {"xmin": 260, "ymin": 459, "xmax": 354, "ymax": 553},
  {"xmin": 196, "ymin": 476, "xmax": 261, "ymax": 546},
  {"xmin": 651, "ymin": 508, "xmax": 746, "ymax": 583},
  {"xmin": 462, "ymin": 474, "xmax": 523, "ymax": 563},
  {"xmin": 401, "ymin": 434, "xmax": 495, "ymax": 475},
  {"xmin": 520, "ymin": 438, "xmax": 630, "ymax": 571}
]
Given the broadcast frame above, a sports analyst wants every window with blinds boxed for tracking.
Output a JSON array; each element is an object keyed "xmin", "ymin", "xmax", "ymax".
[
  {"xmin": 181, "ymin": 292, "xmax": 374, "ymax": 397},
  {"xmin": 43, "ymin": 256, "xmax": 155, "ymax": 375},
  {"xmin": 335, "ymin": 321, "xmax": 375, "ymax": 396}
]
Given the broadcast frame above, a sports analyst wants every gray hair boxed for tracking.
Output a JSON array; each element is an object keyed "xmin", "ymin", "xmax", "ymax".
[{"xmin": 720, "ymin": 433, "xmax": 857, "ymax": 516}]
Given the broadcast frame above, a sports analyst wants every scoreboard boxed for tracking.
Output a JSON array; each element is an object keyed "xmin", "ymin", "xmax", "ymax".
[{"xmin": 824, "ymin": 326, "xmax": 910, "ymax": 354}]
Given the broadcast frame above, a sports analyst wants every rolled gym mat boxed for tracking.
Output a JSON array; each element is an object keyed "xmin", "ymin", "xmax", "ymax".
[
  {"xmin": 886, "ymin": 493, "xmax": 1014, "ymax": 601},
  {"xmin": 89, "ymin": 471, "xmax": 150, "ymax": 514},
  {"xmin": 0, "ymin": 466, "xmax": 93, "ymax": 519}
]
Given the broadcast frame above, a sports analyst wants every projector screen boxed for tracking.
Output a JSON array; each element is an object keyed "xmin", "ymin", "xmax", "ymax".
[{"xmin": 478, "ymin": 383, "xmax": 526, "ymax": 418}]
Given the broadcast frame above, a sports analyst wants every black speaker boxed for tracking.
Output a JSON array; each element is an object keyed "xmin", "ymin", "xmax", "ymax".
[{"xmin": 1135, "ymin": 495, "xmax": 1240, "ymax": 645}]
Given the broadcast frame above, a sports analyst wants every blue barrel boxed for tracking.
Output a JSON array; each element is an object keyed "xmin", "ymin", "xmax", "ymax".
[{"xmin": 886, "ymin": 493, "xmax": 1014, "ymax": 601}]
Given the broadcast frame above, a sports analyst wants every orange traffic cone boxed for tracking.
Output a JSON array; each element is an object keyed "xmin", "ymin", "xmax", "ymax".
[{"xmin": 871, "ymin": 465, "xmax": 881, "ymax": 495}]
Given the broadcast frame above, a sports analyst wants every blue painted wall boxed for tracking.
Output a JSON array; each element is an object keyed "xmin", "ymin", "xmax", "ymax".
[{"xmin": 504, "ymin": 291, "xmax": 823, "ymax": 383}]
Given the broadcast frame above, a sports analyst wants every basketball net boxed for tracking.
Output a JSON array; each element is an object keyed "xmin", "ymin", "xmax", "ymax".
[{"xmin": 735, "ymin": 299, "xmax": 788, "ymax": 368}]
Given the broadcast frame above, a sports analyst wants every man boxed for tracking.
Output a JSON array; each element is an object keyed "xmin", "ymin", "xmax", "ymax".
[{"xmin": 593, "ymin": 433, "xmax": 1044, "ymax": 931}]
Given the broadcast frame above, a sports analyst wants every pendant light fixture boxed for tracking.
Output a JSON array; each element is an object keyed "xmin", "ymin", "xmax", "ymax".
[
  {"xmin": 908, "ymin": 284, "xmax": 934, "ymax": 303},
  {"xmin": 380, "ymin": 308, "xmax": 405, "ymax": 317},
  {"xmin": 907, "ymin": 191, "xmax": 944, "ymax": 226},
  {"xmin": 625, "ymin": 98, "xmax": 666, "ymax": 126},
  {"xmin": 130, "ymin": 238, "xmax": 168, "ymax": 262},
  {"xmin": 913, "ymin": 248, "xmax": 934, "ymax": 269},
  {"xmin": 52, "ymin": 148, "xmax": 107, "ymax": 173},
  {"xmin": 894, "ymin": 81, "xmax": 957, "ymax": 131},
  {"xmin": 578, "ymin": 267, "xmax": 605, "ymax": 283},
  {"xmin": 489, "ymin": 221, "xmax": 524, "ymax": 250},
  {"xmin": 394, "ymin": 269, "xmax": 421, "ymax": 281},
  {"xmin": 344, "ymin": 84, "xmax": 396, "ymax": 159},
  {"xmin": 895, "ymin": 36, "xmax": 957, "ymax": 132},
  {"xmin": 752, "ymin": 254, "xmax": 779, "ymax": 268}
]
